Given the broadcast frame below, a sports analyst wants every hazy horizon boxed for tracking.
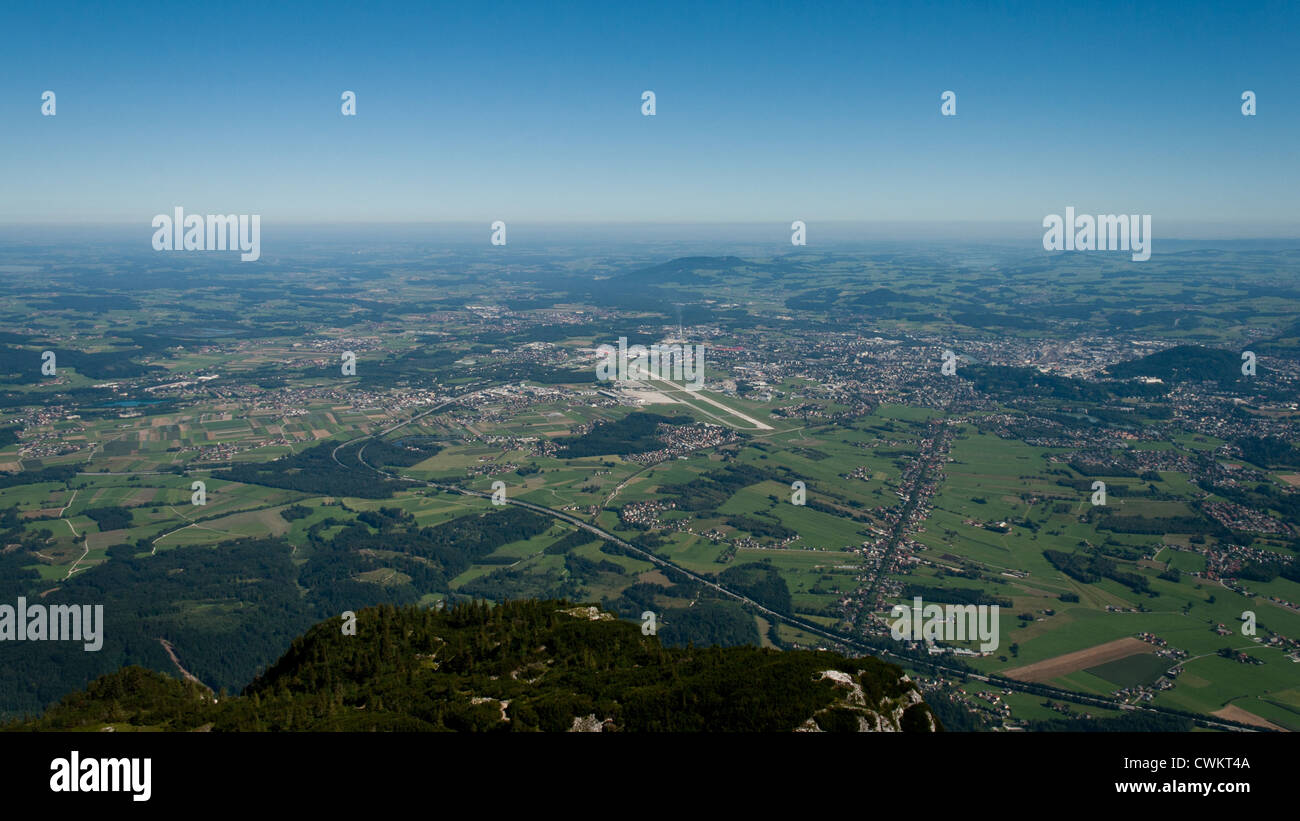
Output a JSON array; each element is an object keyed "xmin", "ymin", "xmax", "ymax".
[
  {"xmin": 3, "ymin": 1, "xmax": 1297, "ymax": 226},
  {"xmin": 2, "ymin": 220, "xmax": 1299, "ymax": 244}
]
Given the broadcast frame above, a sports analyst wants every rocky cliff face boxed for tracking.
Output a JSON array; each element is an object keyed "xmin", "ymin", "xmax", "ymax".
[{"xmin": 791, "ymin": 670, "xmax": 937, "ymax": 733}]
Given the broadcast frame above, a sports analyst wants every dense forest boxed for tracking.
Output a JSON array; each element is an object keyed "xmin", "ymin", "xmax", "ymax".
[
  {"xmin": 713, "ymin": 562, "xmax": 793, "ymax": 615},
  {"xmin": 211, "ymin": 441, "xmax": 401, "ymax": 498},
  {"xmin": 0, "ymin": 463, "xmax": 79, "ymax": 490},
  {"xmin": 1236, "ymin": 435, "xmax": 1300, "ymax": 469},
  {"xmin": 7, "ymin": 600, "xmax": 940, "ymax": 733},
  {"xmin": 362, "ymin": 437, "xmax": 444, "ymax": 468},
  {"xmin": 1043, "ymin": 550, "xmax": 1150, "ymax": 594},
  {"xmin": 0, "ymin": 504, "xmax": 558, "ymax": 719},
  {"xmin": 661, "ymin": 463, "xmax": 778, "ymax": 511},
  {"xmin": 1105, "ymin": 344, "xmax": 1243, "ymax": 385},
  {"xmin": 725, "ymin": 514, "xmax": 796, "ymax": 541},
  {"xmin": 83, "ymin": 505, "xmax": 133, "ymax": 531},
  {"xmin": 554, "ymin": 411, "xmax": 692, "ymax": 457},
  {"xmin": 960, "ymin": 364, "xmax": 1109, "ymax": 402},
  {"xmin": 658, "ymin": 599, "xmax": 762, "ymax": 649},
  {"xmin": 902, "ymin": 584, "xmax": 1011, "ymax": 608}
]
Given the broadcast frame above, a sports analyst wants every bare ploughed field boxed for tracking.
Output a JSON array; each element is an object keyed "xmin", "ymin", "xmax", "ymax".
[
  {"xmin": 1212, "ymin": 705, "xmax": 1289, "ymax": 731},
  {"xmin": 1004, "ymin": 637, "xmax": 1151, "ymax": 683}
]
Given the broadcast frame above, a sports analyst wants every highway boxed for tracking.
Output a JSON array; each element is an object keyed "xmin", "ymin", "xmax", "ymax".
[{"xmin": 337, "ymin": 387, "xmax": 1261, "ymax": 733}]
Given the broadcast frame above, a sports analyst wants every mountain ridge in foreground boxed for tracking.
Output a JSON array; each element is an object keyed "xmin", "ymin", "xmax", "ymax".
[{"xmin": 7, "ymin": 600, "xmax": 940, "ymax": 733}]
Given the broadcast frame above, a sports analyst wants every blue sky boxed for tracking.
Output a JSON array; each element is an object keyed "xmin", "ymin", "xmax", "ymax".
[{"xmin": 1, "ymin": 0, "xmax": 1296, "ymax": 235}]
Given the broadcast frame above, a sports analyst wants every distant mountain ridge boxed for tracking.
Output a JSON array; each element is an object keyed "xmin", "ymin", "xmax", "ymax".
[{"xmin": 617, "ymin": 256, "xmax": 751, "ymax": 284}]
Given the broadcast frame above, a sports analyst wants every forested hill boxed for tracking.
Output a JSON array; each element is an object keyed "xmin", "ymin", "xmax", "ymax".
[
  {"xmin": 7, "ymin": 600, "xmax": 940, "ymax": 733},
  {"xmin": 1105, "ymin": 344, "xmax": 1242, "ymax": 383}
]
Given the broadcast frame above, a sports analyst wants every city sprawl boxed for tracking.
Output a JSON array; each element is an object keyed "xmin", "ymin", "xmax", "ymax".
[{"xmin": 0, "ymin": 235, "xmax": 1296, "ymax": 732}]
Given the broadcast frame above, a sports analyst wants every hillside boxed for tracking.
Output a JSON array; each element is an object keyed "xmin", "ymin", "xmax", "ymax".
[
  {"xmin": 6, "ymin": 600, "xmax": 940, "ymax": 733},
  {"xmin": 1105, "ymin": 344, "xmax": 1242, "ymax": 383}
]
